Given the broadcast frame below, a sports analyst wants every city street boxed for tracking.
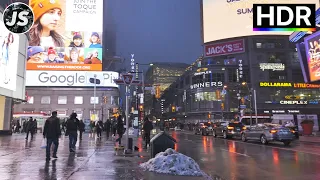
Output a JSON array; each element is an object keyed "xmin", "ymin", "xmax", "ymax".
[{"xmin": 172, "ymin": 130, "xmax": 320, "ymax": 180}]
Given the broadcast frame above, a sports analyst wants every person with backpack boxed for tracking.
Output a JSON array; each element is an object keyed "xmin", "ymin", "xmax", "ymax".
[
  {"xmin": 43, "ymin": 111, "xmax": 61, "ymax": 160},
  {"xmin": 66, "ymin": 113, "xmax": 80, "ymax": 153}
]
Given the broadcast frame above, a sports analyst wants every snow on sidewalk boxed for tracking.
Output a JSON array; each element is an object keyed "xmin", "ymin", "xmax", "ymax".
[{"xmin": 140, "ymin": 148, "xmax": 209, "ymax": 177}]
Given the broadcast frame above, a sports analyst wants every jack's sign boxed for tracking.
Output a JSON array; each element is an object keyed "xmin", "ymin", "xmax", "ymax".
[{"xmin": 204, "ymin": 39, "xmax": 245, "ymax": 57}]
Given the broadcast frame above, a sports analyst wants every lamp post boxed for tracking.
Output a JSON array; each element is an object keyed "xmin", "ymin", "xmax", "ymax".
[
  {"xmin": 93, "ymin": 74, "xmax": 97, "ymax": 117},
  {"xmin": 241, "ymin": 82, "xmax": 258, "ymax": 126}
]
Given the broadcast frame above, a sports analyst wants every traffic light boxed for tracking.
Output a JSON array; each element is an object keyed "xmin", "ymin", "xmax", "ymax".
[
  {"xmin": 208, "ymin": 113, "xmax": 211, "ymax": 119},
  {"xmin": 103, "ymin": 96, "xmax": 108, "ymax": 104},
  {"xmin": 241, "ymin": 97, "xmax": 245, "ymax": 104},
  {"xmin": 221, "ymin": 102, "xmax": 224, "ymax": 110},
  {"xmin": 215, "ymin": 90, "xmax": 221, "ymax": 99},
  {"xmin": 155, "ymin": 85, "xmax": 161, "ymax": 99},
  {"xmin": 172, "ymin": 105, "xmax": 176, "ymax": 112},
  {"xmin": 139, "ymin": 105, "xmax": 144, "ymax": 111}
]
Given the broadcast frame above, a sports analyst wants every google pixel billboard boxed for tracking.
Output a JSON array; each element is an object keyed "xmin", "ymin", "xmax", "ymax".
[{"xmin": 26, "ymin": 0, "xmax": 103, "ymax": 71}]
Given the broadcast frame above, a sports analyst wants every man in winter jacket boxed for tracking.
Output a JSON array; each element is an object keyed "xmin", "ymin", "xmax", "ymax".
[
  {"xmin": 143, "ymin": 117, "xmax": 153, "ymax": 149},
  {"xmin": 66, "ymin": 113, "xmax": 80, "ymax": 152},
  {"xmin": 43, "ymin": 111, "xmax": 61, "ymax": 160},
  {"xmin": 79, "ymin": 120, "xmax": 85, "ymax": 140},
  {"xmin": 25, "ymin": 117, "xmax": 35, "ymax": 140}
]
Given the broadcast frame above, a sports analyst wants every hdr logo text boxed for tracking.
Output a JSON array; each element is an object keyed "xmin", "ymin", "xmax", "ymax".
[{"xmin": 253, "ymin": 4, "xmax": 316, "ymax": 31}]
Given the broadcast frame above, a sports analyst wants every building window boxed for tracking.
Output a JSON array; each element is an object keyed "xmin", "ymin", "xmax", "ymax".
[
  {"xmin": 41, "ymin": 96, "xmax": 51, "ymax": 104},
  {"xmin": 74, "ymin": 96, "xmax": 83, "ymax": 104},
  {"xmin": 90, "ymin": 97, "xmax": 99, "ymax": 104},
  {"xmin": 256, "ymin": 43, "xmax": 262, "ymax": 48},
  {"xmin": 111, "ymin": 96, "xmax": 119, "ymax": 105},
  {"xmin": 58, "ymin": 96, "xmax": 67, "ymax": 104},
  {"xmin": 27, "ymin": 96, "xmax": 34, "ymax": 104},
  {"xmin": 228, "ymin": 69, "xmax": 238, "ymax": 82}
]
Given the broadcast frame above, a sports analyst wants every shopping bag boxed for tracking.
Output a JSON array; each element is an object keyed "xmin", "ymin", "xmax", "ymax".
[{"xmin": 40, "ymin": 138, "xmax": 46, "ymax": 149}]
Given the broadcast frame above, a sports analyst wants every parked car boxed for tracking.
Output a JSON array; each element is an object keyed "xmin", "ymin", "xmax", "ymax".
[
  {"xmin": 212, "ymin": 121, "xmax": 245, "ymax": 139},
  {"xmin": 241, "ymin": 123, "xmax": 295, "ymax": 146},
  {"xmin": 194, "ymin": 122, "xmax": 213, "ymax": 136}
]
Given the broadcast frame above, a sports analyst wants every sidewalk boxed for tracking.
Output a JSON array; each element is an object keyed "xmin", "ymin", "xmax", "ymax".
[
  {"xmin": 299, "ymin": 135, "xmax": 320, "ymax": 143},
  {"xmin": 0, "ymin": 133, "xmax": 212, "ymax": 180}
]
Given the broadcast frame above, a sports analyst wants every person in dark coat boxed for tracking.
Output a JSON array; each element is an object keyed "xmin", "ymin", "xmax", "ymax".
[
  {"xmin": 33, "ymin": 119, "xmax": 38, "ymax": 133},
  {"xmin": 115, "ymin": 116, "xmax": 124, "ymax": 146},
  {"xmin": 25, "ymin": 117, "xmax": 35, "ymax": 140},
  {"xmin": 66, "ymin": 113, "xmax": 80, "ymax": 152},
  {"xmin": 96, "ymin": 120, "xmax": 103, "ymax": 138},
  {"xmin": 43, "ymin": 111, "xmax": 61, "ymax": 160},
  {"xmin": 143, "ymin": 117, "xmax": 153, "ymax": 149},
  {"xmin": 104, "ymin": 119, "xmax": 111, "ymax": 139},
  {"xmin": 15, "ymin": 120, "xmax": 21, "ymax": 133},
  {"xmin": 79, "ymin": 120, "xmax": 85, "ymax": 140}
]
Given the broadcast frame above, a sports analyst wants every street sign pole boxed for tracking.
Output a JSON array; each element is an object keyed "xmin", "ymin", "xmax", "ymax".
[{"xmin": 114, "ymin": 73, "xmax": 141, "ymax": 153}]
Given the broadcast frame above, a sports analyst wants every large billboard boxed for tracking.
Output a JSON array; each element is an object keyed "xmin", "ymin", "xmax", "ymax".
[
  {"xmin": 202, "ymin": 0, "xmax": 320, "ymax": 43},
  {"xmin": 204, "ymin": 39, "xmax": 245, "ymax": 57},
  {"xmin": 304, "ymin": 30, "xmax": 320, "ymax": 82},
  {"xmin": 27, "ymin": 0, "xmax": 103, "ymax": 71},
  {"xmin": 0, "ymin": 22, "xmax": 19, "ymax": 91},
  {"xmin": 26, "ymin": 71, "xmax": 119, "ymax": 87}
]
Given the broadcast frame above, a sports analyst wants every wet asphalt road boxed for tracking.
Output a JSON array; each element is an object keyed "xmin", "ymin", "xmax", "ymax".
[{"xmin": 172, "ymin": 130, "xmax": 320, "ymax": 180}]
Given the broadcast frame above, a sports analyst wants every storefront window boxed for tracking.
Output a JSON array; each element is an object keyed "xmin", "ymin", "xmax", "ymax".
[
  {"xmin": 58, "ymin": 96, "xmax": 67, "ymax": 104},
  {"xmin": 41, "ymin": 96, "xmax": 50, "ymax": 104},
  {"xmin": 90, "ymin": 97, "xmax": 99, "ymax": 104},
  {"xmin": 74, "ymin": 96, "xmax": 83, "ymax": 104},
  {"xmin": 194, "ymin": 92, "xmax": 221, "ymax": 101}
]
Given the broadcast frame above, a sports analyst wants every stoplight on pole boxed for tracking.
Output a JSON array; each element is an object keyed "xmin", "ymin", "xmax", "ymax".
[
  {"xmin": 103, "ymin": 96, "xmax": 108, "ymax": 104},
  {"xmin": 221, "ymin": 102, "xmax": 224, "ymax": 110},
  {"xmin": 139, "ymin": 105, "xmax": 144, "ymax": 111},
  {"xmin": 172, "ymin": 105, "xmax": 176, "ymax": 112}
]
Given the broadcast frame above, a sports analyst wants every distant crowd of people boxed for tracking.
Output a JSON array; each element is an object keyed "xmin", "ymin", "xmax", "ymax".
[{"xmin": 12, "ymin": 118, "xmax": 38, "ymax": 140}]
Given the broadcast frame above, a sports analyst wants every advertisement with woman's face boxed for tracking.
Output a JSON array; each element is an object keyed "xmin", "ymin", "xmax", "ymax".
[
  {"xmin": 27, "ymin": 0, "xmax": 103, "ymax": 71},
  {"xmin": 0, "ymin": 23, "xmax": 19, "ymax": 91}
]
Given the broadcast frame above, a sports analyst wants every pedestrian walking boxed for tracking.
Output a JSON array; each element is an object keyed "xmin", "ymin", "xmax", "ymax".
[
  {"xmin": 15, "ymin": 120, "xmax": 21, "ymax": 133},
  {"xmin": 79, "ymin": 120, "xmax": 85, "ymax": 140},
  {"xmin": 115, "ymin": 116, "xmax": 124, "ymax": 146},
  {"xmin": 25, "ymin": 117, "xmax": 35, "ymax": 140},
  {"xmin": 143, "ymin": 117, "xmax": 153, "ymax": 149},
  {"xmin": 96, "ymin": 120, "xmax": 103, "ymax": 138},
  {"xmin": 33, "ymin": 119, "xmax": 38, "ymax": 133},
  {"xmin": 104, "ymin": 119, "xmax": 111, "ymax": 139},
  {"xmin": 66, "ymin": 113, "xmax": 80, "ymax": 153},
  {"xmin": 43, "ymin": 111, "xmax": 61, "ymax": 161},
  {"xmin": 22, "ymin": 120, "xmax": 27, "ymax": 133}
]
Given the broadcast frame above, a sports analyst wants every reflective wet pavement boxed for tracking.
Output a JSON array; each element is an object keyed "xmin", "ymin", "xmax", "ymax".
[
  {"xmin": 173, "ymin": 131, "xmax": 320, "ymax": 180},
  {"xmin": 0, "ymin": 133, "xmax": 212, "ymax": 180}
]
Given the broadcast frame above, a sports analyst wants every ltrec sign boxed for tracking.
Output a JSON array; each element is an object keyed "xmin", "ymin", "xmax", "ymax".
[
  {"xmin": 259, "ymin": 82, "xmax": 320, "ymax": 88},
  {"xmin": 26, "ymin": 71, "xmax": 119, "ymax": 87}
]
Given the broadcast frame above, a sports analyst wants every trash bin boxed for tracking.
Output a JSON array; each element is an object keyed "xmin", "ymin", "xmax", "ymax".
[{"xmin": 150, "ymin": 131, "xmax": 177, "ymax": 158}]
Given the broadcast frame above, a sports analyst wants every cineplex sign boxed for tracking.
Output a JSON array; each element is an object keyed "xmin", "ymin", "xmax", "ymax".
[{"xmin": 259, "ymin": 82, "xmax": 320, "ymax": 88}]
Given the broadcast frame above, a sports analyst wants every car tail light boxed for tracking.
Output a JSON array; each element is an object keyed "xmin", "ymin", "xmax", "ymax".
[
  {"xmin": 290, "ymin": 130, "xmax": 295, "ymax": 133},
  {"xmin": 227, "ymin": 126, "xmax": 234, "ymax": 130},
  {"xmin": 242, "ymin": 126, "xmax": 247, "ymax": 130},
  {"xmin": 270, "ymin": 129, "xmax": 277, "ymax": 134}
]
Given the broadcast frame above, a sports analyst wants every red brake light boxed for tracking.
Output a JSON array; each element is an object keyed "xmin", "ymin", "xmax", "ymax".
[
  {"xmin": 270, "ymin": 129, "xmax": 277, "ymax": 134},
  {"xmin": 227, "ymin": 126, "xmax": 234, "ymax": 130}
]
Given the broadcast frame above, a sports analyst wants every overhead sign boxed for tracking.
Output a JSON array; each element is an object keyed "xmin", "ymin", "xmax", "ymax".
[
  {"xmin": 259, "ymin": 63, "xmax": 285, "ymax": 71},
  {"xmin": 259, "ymin": 82, "xmax": 320, "ymax": 88},
  {"xmin": 26, "ymin": 71, "xmax": 119, "ymax": 87},
  {"xmin": 190, "ymin": 82, "xmax": 223, "ymax": 89},
  {"xmin": 204, "ymin": 39, "xmax": 245, "ymax": 57},
  {"xmin": 194, "ymin": 70, "xmax": 211, "ymax": 76},
  {"xmin": 280, "ymin": 100, "xmax": 308, "ymax": 105}
]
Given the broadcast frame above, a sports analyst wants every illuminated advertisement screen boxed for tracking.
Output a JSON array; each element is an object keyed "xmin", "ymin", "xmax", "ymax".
[
  {"xmin": 304, "ymin": 31, "xmax": 320, "ymax": 82},
  {"xmin": 0, "ymin": 21, "xmax": 19, "ymax": 91},
  {"xmin": 27, "ymin": 0, "xmax": 103, "ymax": 71},
  {"xmin": 202, "ymin": 0, "xmax": 319, "ymax": 43}
]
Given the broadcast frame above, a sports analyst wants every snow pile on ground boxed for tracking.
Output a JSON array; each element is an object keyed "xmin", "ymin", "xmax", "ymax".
[{"xmin": 139, "ymin": 148, "xmax": 205, "ymax": 176}]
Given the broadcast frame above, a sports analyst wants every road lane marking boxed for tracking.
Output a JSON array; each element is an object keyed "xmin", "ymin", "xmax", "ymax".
[{"xmin": 220, "ymin": 148, "xmax": 250, "ymax": 157}]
